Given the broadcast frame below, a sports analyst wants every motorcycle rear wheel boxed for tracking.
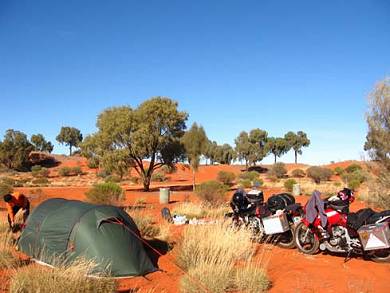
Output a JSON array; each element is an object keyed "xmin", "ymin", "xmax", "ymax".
[
  {"xmin": 294, "ymin": 222, "xmax": 319, "ymax": 255},
  {"xmin": 276, "ymin": 229, "xmax": 296, "ymax": 249},
  {"xmin": 371, "ymin": 249, "xmax": 390, "ymax": 263}
]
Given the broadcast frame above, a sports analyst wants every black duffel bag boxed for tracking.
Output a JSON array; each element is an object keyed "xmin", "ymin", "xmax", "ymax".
[{"xmin": 267, "ymin": 193, "xmax": 295, "ymax": 213}]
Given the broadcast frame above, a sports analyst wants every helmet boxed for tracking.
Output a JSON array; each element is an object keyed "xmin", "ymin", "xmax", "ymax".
[
  {"xmin": 232, "ymin": 189, "xmax": 247, "ymax": 207},
  {"xmin": 3, "ymin": 194, "xmax": 12, "ymax": 202},
  {"xmin": 338, "ymin": 188, "xmax": 354, "ymax": 203}
]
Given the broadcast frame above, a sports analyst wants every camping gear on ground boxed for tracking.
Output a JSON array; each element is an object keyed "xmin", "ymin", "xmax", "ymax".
[
  {"xmin": 161, "ymin": 207, "xmax": 173, "ymax": 223},
  {"xmin": 18, "ymin": 198, "xmax": 157, "ymax": 277},
  {"xmin": 159, "ymin": 188, "xmax": 170, "ymax": 204},
  {"xmin": 358, "ymin": 222, "xmax": 390, "ymax": 251},
  {"xmin": 295, "ymin": 190, "xmax": 390, "ymax": 262},
  {"xmin": 172, "ymin": 215, "xmax": 188, "ymax": 225},
  {"xmin": 262, "ymin": 213, "xmax": 290, "ymax": 234},
  {"xmin": 228, "ymin": 191, "xmax": 303, "ymax": 249},
  {"xmin": 292, "ymin": 184, "xmax": 301, "ymax": 196}
]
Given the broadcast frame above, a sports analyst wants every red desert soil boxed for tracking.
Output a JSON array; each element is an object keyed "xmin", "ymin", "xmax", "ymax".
[{"xmin": 0, "ymin": 161, "xmax": 389, "ymax": 292}]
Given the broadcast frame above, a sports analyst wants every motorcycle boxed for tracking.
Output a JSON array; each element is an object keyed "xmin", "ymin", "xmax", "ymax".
[
  {"xmin": 294, "ymin": 189, "xmax": 390, "ymax": 262},
  {"xmin": 228, "ymin": 190, "xmax": 304, "ymax": 248}
]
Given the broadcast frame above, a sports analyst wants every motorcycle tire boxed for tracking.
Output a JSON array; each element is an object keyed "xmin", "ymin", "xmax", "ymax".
[
  {"xmin": 371, "ymin": 249, "xmax": 390, "ymax": 263},
  {"xmin": 276, "ymin": 228, "xmax": 296, "ymax": 249},
  {"xmin": 294, "ymin": 222, "xmax": 319, "ymax": 255}
]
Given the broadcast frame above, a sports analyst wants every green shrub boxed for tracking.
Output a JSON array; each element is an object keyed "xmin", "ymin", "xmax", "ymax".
[
  {"xmin": 268, "ymin": 163, "xmax": 287, "ymax": 179},
  {"xmin": 341, "ymin": 170, "xmax": 366, "ymax": 191},
  {"xmin": 195, "ymin": 181, "xmax": 228, "ymax": 206},
  {"xmin": 85, "ymin": 182, "xmax": 124, "ymax": 205},
  {"xmin": 239, "ymin": 171, "xmax": 260, "ymax": 182},
  {"xmin": 31, "ymin": 165, "xmax": 49, "ymax": 178},
  {"xmin": 97, "ymin": 169, "xmax": 111, "ymax": 178},
  {"xmin": 306, "ymin": 166, "xmax": 333, "ymax": 184},
  {"xmin": 104, "ymin": 175, "xmax": 121, "ymax": 183},
  {"xmin": 252, "ymin": 178, "xmax": 264, "ymax": 187},
  {"xmin": 239, "ymin": 179, "xmax": 252, "ymax": 188},
  {"xmin": 284, "ymin": 178, "xmax": 297, "ymax": 192},
  {"xmin": 31, "ymin": 177, "xmax": 50, "ymax": 186},
  {"xmin": 348, "ymin": 179, "xmax": 362, "ymax": 191},
  {"xmin": 58, "ymin": 166, "xmax": 83, "ymax": 177},
  {"xmin": 217, "ymin": 171, "xmax": 236, "ymax": 185},
  {"xmin": 291, "ymin": 169, "xmax": 306, "ymax": 178},
  {"xmin": 333, "ymin": 167, "xmax": 345, "ymax": 176},
  {"xmin": 87, "ymin": 157, "xmax": 99, "ymax": 169},
  {"xmin": 151, "ymin": 172, "xmax": 167, "ymax": 182},
  {"xmin": 345, "ymin": 163, "xmax": 362, "ymax": 173}
]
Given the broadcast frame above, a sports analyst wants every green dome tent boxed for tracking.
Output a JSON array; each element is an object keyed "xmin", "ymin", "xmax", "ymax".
[{"xmin": 18, "ymin": 198, "xmax": 157, "ymax": 277}]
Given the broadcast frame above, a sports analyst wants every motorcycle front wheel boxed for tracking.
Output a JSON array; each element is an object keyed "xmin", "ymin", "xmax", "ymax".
[
  {"xmin": 294, "ymin": 222, "xmax": 319, "ymax": 254},
  {"xmin": 276, "ymin": 229, "xmax": 296, "ymax": 249}
]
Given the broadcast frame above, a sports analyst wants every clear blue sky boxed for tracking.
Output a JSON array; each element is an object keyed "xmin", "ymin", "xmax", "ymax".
[{"xmin": 0, "ymin": 0, "xmax": 389, "ymax": 164}]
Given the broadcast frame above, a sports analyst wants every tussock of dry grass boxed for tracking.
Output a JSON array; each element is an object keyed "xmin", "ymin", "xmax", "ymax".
[
  {"xmin": 172, "ymin": 202, "xmax": 230, "ymax": 220},
  {"xmin": 9, "ymin": 259, "xmax": 116, "ymax": 293},
  {"xmin": 176, "ymin": 221, "xmax": 254, "ymax": 271},
  {"xmin": 126, "ymin": 208, "xmax": 160, "ymax": 238},
  {"xmin": 178, "ymin": 222, "xmax": 269, "ymax": 293}
]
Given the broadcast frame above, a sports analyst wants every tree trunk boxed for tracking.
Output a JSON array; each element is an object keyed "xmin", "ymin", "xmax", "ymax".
[
  {"xmin": 295, "ymin": 151, "xmax": 298, "ymax": 164},
  {"xmin": 192, "ymin": 168, "xmax": 196, "ymax": 191},
  {"xmin": 69, "ymin": 145, "xmax": 72, "ymax": 156},
  {"xmin": 142, "ymin": 175, "xmax": 151, "ymax": 192},
  {"xmin": 274, "ymin": 154, "xmax": 277, "ymax": 164},
  {"xmin": 245, "ymin": 160, "xmax": 248, "ymax": 171}
]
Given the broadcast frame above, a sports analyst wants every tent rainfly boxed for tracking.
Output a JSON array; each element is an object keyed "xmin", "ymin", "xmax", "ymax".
[{"xmin": 18, "ymin": 198, "xmax": 157, "ymax": 277}]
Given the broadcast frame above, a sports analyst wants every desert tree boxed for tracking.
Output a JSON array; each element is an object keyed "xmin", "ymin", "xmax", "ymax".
[
  {"xmin": 266, "ymin": 137, "xmax": 290, "ymax": 163},
  {"xmin": 248, "ymin": 128, "xmax": 268, "ymax": 166},
  {"xmin": 284, "ymin": 131, "xmax": 310, "ymax": 164},
  {"xmin": 235, "ymin": 131, "xmax": 252, "ymax": 169},
  {"xmin": 56, "ymin": 126, "xmax": 83, "ymax": 156},
  {"xmin": 364, "ymin": 78, "xmax": 390, "ymax": 208},
  {"xmin": 204, "ymin": 140, "xmax": 218, "ymax": 165},
  {"xmin": 81, "ymin": 97, "xmax": 187, "ymax": 191},
  {"xmin": 31, "ymin": 134, "xmax": 54, "ymax": 153},
  {"xmin": 0, "ymin": 129, "xmax": 34, "ymax": 171},
  {"xmin": 215, "ymin": 143, "xmax": 236, "ymax": 165},
  {"xmin": 182, "ymin": 123, "xmax": 208, "ymax": 190}
]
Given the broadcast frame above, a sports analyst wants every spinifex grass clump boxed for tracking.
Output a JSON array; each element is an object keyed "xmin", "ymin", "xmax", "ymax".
[
  {"xmin": 172, "ymin": 202, "xmax": 230, "ymax": 219},
  {"xmin": 177, "ymin": 222, "xmax": 269, "ymax": 293},
  {"xmin": 9, "ymin": 259, "xmax": 116, "ymax": 293}
]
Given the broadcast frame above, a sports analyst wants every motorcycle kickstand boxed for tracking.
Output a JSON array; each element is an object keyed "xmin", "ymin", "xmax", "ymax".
[{"xmin": 344, "ymin": 250, "xmax": 352, "ymax": 263}]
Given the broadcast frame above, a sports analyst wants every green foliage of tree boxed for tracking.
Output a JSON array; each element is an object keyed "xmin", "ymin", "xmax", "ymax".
[
  {"xmin": 204, "ymin": 140, "xmax": 219, "ymax": 165},
  {"xmin": 56, "ymin": 127, "xmax": 83, "ymax": 156},
  {"xmin": 266, "ymin": 137, "xmax": 290, "ymax": 163},
  {"xmin": 101, "ymin": 149, "xmax": 133, "ymax": 179},
  {"xmin": 182, "ymin": 123, "xmax": 208, "ymax": 190},
  {"xmin": 31, "ymin": 134, "xmax": 54, "ymax": 153},
  {"xmin": 234, "ymin": 131, "xmax": 252, "ymax": 169},
  {"xmin": 345, "ymin": 163, "xmax": 362, "ymax": 174},
  {"xmin": 80, "ymin": 97, "xmax": 188, "ymax": 191},
  {"xmin": 214, "ymin": 143, "xmax": 236, "ymax": 165},
  {"xmin": 333, "ymin": 167, "xmax": 345, "ymax": 176},
  {"xmin": 0, "ymin": 129, "xmax": 34, "ymax": 171},
  {"xmin": 284, "ymin": 131, "xmax": 310, "ymax": 164}
]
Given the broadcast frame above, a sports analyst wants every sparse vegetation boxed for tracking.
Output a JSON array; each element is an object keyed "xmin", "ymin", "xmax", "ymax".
[
  {"xmin": 239, "ymin": 178, "xmax": 252, "ymax": 188},
  {"xmin": 151, "ymin": 172, "xmax": 167, "ymax": 182},
  {"xmin": 31, "ymin": 177, "xmax": 50, "ymax": 186},
  {"xmin": 345, "ymin": 163, "xmax": 362, "ymax": 174},
  {"xmin": 58, "ymin": 166, "xmax": 83, "ymax": 177},
  {"xmin": 0, "ymin": 181, "xmax": 13, "ymax": 196},
  {"xmin": 268, "ymin": 162, "xmax": 287, "ymax": 179},
  {"xmin": 334, "ymin": 167, "xmax": 344, "ymax": 176},
  {"xmin": 31, "ymin": 165, "xmax": 49, "ymax": 178},
  {"xmin": 291, "ymin": 168, "xmax": 306, "ymax": 178},
  {"xmin": 9, "ymin": 259, "xmax": 116, "ymax": 293},
  {"xmin": 306, "ymin": 166, "xmax": 332, "ymax": 184},
  {"xmin": 284, "ymin": 178, "xmax": 297, "ymax": 192},
  {"xmin": 217, "ymin": 170, "xmax": 236, "ymax": 185},
  {"xmin": 172, "ymin": 202, "xmax": 229, "ymax": 219},
  {"xmin": 195, "ymin": 181, "xmax": 228, "ymax": 206},
  {"xmin": 85, "ymin": 182, "xmax": 124, "ymax": 205},
  {"xmin": 239, "ymin": 171, "xmax": 260, "ymax": 182}
]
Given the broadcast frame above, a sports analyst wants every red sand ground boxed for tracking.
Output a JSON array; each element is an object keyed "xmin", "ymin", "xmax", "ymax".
[{"xmin": 1, "ymin": 160, "xmax": 389, "ymax": 292}]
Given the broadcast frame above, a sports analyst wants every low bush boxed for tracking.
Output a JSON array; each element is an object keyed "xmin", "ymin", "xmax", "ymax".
[
  {"xmin": 31, "ymin": 165, "xmax": 49, "ymax": 178},
  {"xmin": 291, "ymin": 169, "xmax": 306, "ymax": 178},
  {"xmin": 195, "ymin": 181, "xmax": 228, "ymax": 206},
  {"xmin": 104, "ymin": 175, "xmax": 121, "ymax": 183},
  {"xmin": 341, "ymin": 170, "xmax": 366, "ymax": 191},
  {"xmin": 0, "ymin": 183, "xmax": 13, "ymax": 196},
  {"xmin": 239, "ymin": 179, "xmax": 252, "ymax": 188},
  {"xmin": 268, "ymin": 163, "xmax": 287, "ymax": 179},
  {"xmin": 87, "ymin": 157, "xmax": 99, "ymax": 169},
  {"xmin": 31, "ymin": 177, "xmax": 50, "ymax": 186},
  {"xmin": 58, "ymin": 166, "xmax": 83, "ymax": 177},
  {"xmin": 85, "ymin": 182, "xmax": 124, "ymax": 205},
  {"xmin": 252, "ymin": 178, "xmax": 264, "ymax": 187},
  {"xmin": 97, "ymin": 169, "xmax": 111, "ymax": 178},
  {"xmin": 217, "ymin": 171, "xmax": 236, "ymax": 185},
  {"xmin": 9, "ymin": 259, "xmax": 116, "ymax": 293},
  {"xmin": 127, "ymin": 209, "xmax": 160, "ymax": 238},
  {"xmin": 161, "ymin": 164, "xmax": 177, "ymax": 174},
  {"xmin": 345, "ymin": 163, "xmax": 362, "ymax": 174},
  {"xmin": 239, "ymin": 171, "xmax": 260, "ymax": 182},
  {"xmin": 306, "ymin": 166, "xmax": 333, "ymax": 184},
  {"xmin": 172, "ymin": 202, "xmax": 230, "ymax": 220},
  {"xmin": 284, "ymin": 178, "xmax": 297, "ymax": 192},
  {"xmin": 151, "ymin": 172, "xmax": 167, "ymax": 182},
  {"xmin": 333, "ymin": 166, "xmax": 345, "ymax": 176}
]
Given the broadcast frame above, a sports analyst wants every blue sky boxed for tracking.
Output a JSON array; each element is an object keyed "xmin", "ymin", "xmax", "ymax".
[{"xmin": 0, "ymin": 0, "xmax": 389, "ymax": 164}]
